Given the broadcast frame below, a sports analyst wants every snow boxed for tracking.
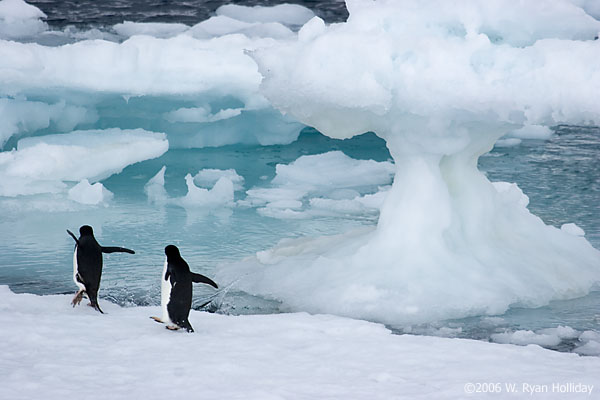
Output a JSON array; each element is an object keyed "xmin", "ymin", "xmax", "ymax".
[
  {"xmin": 227, "ymin": 0, "xmax": 600, "ymax": 324},
  {"xmin": 0, "ymin": 128, "xmax": 168, "ymax": 197},
  {"xmin": 1, "ymin": 286, "xmax": 599, "ymax": 400}
]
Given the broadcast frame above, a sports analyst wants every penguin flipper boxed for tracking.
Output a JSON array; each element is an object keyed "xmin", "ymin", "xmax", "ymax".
[
  {"xmin": 191, "ymin": 273, "xmax": 218, "ymax": 289},
  {"xmin": 66, "ymin": 230, "xmax": 79, "ymax": 245},
  {"xmin": 101, "ymin": 246, "xmax": 135, "ymax": 254}
]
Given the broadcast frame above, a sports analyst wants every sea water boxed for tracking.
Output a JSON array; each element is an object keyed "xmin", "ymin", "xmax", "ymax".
[{"xmin": 0, "ymin": 0, "xmax": 599, "ymax": 353}]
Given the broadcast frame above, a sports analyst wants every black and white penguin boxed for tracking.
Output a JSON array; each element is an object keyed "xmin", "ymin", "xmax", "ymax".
[
  {"xmin": 67, "ymin": 225, "xmax": 134, "ymax": 313},
  {"xmin": 151, "ymin": 245, "xmax": 218, "ymax": 332}
]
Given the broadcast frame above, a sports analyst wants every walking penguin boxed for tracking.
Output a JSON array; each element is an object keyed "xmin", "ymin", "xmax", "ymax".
[
  {"xmin": 152, "ymin": 245, "xmax": 218, "ymax": 332},
  {"xmin": 67, "ymin": 225, "xmax": 135, "ymax": 313}
]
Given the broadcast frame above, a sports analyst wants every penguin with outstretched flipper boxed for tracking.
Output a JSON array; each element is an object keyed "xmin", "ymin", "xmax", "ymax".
[
  {"xmin": 151, "ymin": 245, "xmax": 218, "ymax": 332},
  {"xmin": 67, "ymin": 225, "xmax": 134, "ymax": 313}
]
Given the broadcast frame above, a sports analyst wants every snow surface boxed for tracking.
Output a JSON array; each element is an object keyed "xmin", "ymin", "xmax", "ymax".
[{"xmin": 1, "ymin": 286, "xmax": 599, "ymax": 400}]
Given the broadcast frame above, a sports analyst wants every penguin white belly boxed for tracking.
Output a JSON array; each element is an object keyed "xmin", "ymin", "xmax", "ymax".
[
  {"xmin": 73, "ymin": 247, "xmax": 85, "ymax": 291},
  {"xmin": 161, "ymin": 257, "xmax": 173, "ymax": 325}
]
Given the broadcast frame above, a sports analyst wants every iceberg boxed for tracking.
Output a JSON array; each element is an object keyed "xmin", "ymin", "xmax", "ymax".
[
  {"xmin": 217, "ymin": 0, "xmax": 600, "ymax": 324},
  {"xmin": 0, "ymin": 128, "xmax": 168, "ymax": 197}
]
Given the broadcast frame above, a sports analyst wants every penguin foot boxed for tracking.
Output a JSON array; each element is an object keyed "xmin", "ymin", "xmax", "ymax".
[
  {"xmin": 166, "ymin": 325, "xmax": 180, "ymax": 331},
  {"xmin": 71, "ymin": 290, "xmax": 84, "ymax": 307},
  {"xmin": 87, "ymin": 302, "xmax": 104, "ymax": 314},
  {"xmin": 150, "ymin": 316, "xmax": 164, "ymax": 324}
]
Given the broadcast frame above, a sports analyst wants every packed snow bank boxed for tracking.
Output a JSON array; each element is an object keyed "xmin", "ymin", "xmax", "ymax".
[
  {"xmin": 1, "ymin": 286, "xmax": 599, "ymax": 400},
  {"xmin": 0, "ymin": 0, "xmax": 47, "ymax": 39},
  {"xmin": 225, "ymin": 0, "xmax": 600, "ymax": 324},
  {"xmin": 0, "ymin": 129, "xmax": 168, "ymax": 196}
]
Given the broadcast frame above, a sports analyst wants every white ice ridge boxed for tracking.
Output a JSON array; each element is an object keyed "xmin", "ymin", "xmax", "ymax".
[
  {"xmin": 0, "ymin": 7, "xmax": 306, "ymax": 149},
  {"xmin": 0, "ymin": 98, "xmax": 98, "ymax": 147},
  {"xmin": 0, "ymin": 129, "xmax": 168, "ymax": 197},
  {"xmin": 0, "ymin": 0, "xmax": 47, "ymax": 39},
  {"xmin": 242, "ymin": 151, "xmax": 394, "ymax": 219},
  {"xmin": 218, "ymin": 0, "xmax": 600, "ymax": 325},
  {"xmin": 1, "ymin": 287, "xmax": 599, "ymax": 399}
]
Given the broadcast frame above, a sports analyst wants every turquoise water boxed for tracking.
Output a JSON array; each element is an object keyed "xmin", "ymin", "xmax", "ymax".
[{"xmin": 1, "ymin": 126, "xmax": 598, "ymax": 327}]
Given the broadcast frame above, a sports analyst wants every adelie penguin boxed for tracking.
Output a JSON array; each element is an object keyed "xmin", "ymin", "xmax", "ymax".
[
  {"xmin": 151, "ymin": 245, "xmax": 218, "ymax": 332},
  {"xmin": 67, "ymin": 225, "xmax": 135, "ymax": 313}
]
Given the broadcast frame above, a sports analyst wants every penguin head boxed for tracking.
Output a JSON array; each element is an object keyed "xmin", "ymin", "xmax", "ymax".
[
  {"xmin": 79, "ymin": 225, "xmax": 94, "ymax": 236},
  {"xmin": 165, "ymin": 245, "xmax": 181, "ymax": 259}
]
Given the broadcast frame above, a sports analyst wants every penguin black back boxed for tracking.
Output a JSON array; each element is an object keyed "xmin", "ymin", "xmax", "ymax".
[
  {"xmin": 67, "ymin": 225, "xmax": 135, "ymax": 313},
  {"xmin": 73, "ymin": 225, "xmax": 104, "ymax": 312},
  {"xmin": 164, "ymin": 245, "xmax": 218, "ymax": 332}
]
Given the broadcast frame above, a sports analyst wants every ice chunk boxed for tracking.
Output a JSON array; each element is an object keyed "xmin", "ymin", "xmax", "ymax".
[
  {"xmin": 68, "ymin": 179, "xmax": 113, "ymax": 205},
  {"xmin": 113, "ymin": 21, "xmax": 189, "ymax": 39},
  {"xmin": 188, "ymin": 15, "xmax": 294, "ymax": 40},
  {"xmin": 0, "ymin": 34, "xmax": 264, "ymax": 98},
  {"xmin": 164, "ymin": 106, "xmax": 242, "ymax": 124},
  {"xmin": 575, "ymin": 331, "xmax": 600, "ymax": 356},
  {"xmin": 507, "ymin": 125, "xmax": 554, "ymax": 140},
  {"xmin": 216, "ymin": 4, "xmax": 315, "ymax": 27},
  {"xmin": 575, "ymin": 340, "xmax": 600, "ymax": 356},
  {"xmin": 0, "ymin": 98, "xmax": 98, "ymax": 147},
  {"xmin": 538, "ymin": 326, "xmax": 580, "ymax": 340},
  {"xmin": 144, "ymin": 166, "xmax": 168, "ymax": 205},
  {"xmin": 0, "ymin": 128, "xmax": 168, "ymax": 197},
  {"xmin": 0, "ymin": 0, "xmax": 47, "ymax": 39},
  {"xmin": 178, "ymin": 174, "xmax": 234, "ymax": 209},
  {"xmin": 193, "ymin": 168, "xmax": 244, "ymax": 191},
  {"xmin": 561, "ymin": 223, "xmax": 585, "ymax": 237},
  {"xmin": 243, "ymin": 151, "xmax": 394, "ymax": 219},
  {"xmin": 272, "ymin": 151, "xmax": 394, "ymax": 189},
  {"xmin": 491, "ymin": 330, "xmax": 562, "ymax": 347}
]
